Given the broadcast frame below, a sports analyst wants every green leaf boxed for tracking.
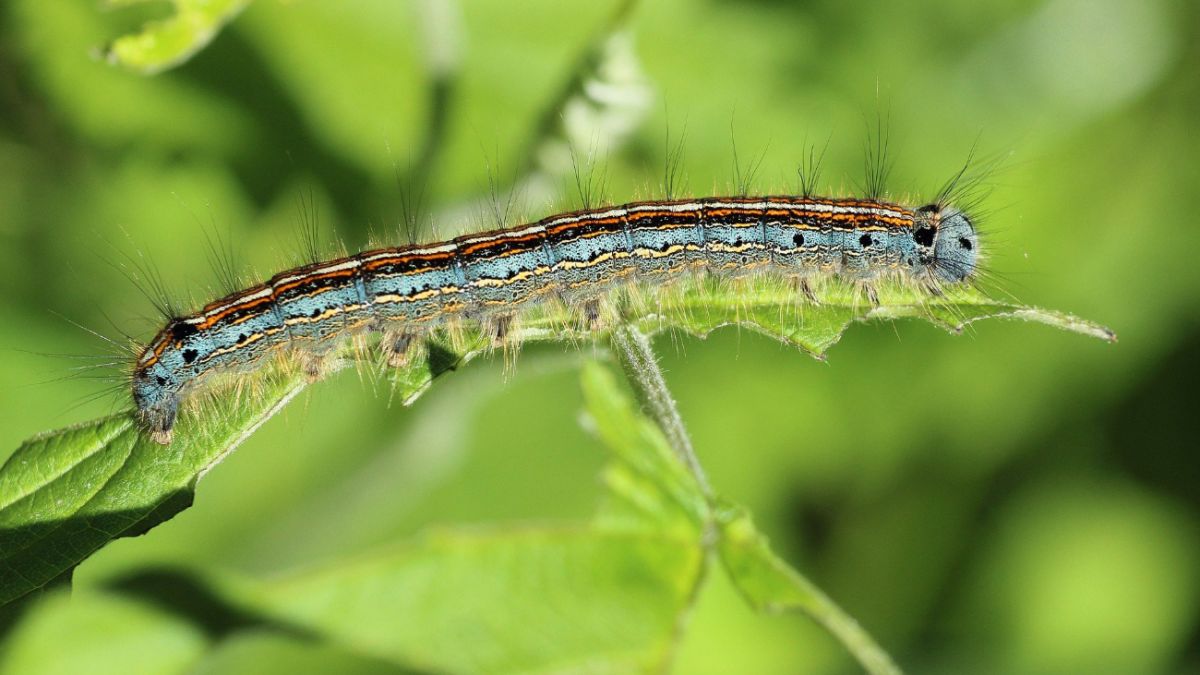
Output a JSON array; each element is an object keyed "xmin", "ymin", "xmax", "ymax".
[
  {"xmin": 635, "ymin": 279, "xmax": 1117, "ymax": 357},
  {"xmin": 584, "ymin": 361, "xmax": 708, "ymax": 535},
  {"xmin": 0, "ymin": 587, "xmax": 208, "ymax": 675},
  {"xmin": 0, "ymin": 368, "xmax": 304, "ymax": 607},
  {"xmin": 101, "ymin": 0, "xmax": 252, "ymax": 74},
  {"xmin": 0, "ymin": 282, "xmax": 1113, "ymax": 610},
  {"xmin": 254, "ymin": 527, "xmax": 703, "ymax": 674},
  {"xmin": 716, "ymin": 502, "xmax": 902, "ymax": 675},
  {"xmin": 0, "ymin": 566, "xmax": 433, "ymax": 674},
  {"xmin": 242, "ymin": 362, "xmax": 707, "ymax": 673}
]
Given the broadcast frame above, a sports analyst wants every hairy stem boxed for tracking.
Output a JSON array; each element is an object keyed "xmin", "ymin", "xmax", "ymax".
[
  {"xmin": 608, "ymin": 323, "xmax": 713, "ymax": 672},
  {"xmin": 608, "ymin": 324, "xmax": 711, "ymax": 497},
  {"xmin": 786, "ymin": 572, "xmax": 903, "ymax": 675}
]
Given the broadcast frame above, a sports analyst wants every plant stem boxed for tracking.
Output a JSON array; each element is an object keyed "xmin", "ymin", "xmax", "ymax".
[
  {"xmin": 609, "ymin": 324, "xmax": 901, "ymax": 675},
  {"xmin": 608, "ymin": 323, "xmax": 714, "ymax": 673},
  {"xmin": 608, "ymin": 324, "xmax": 712, "ymax": 498},
  {"xmin": 790, "ymin": 573, "xmax": 903, "ymax": 675}
]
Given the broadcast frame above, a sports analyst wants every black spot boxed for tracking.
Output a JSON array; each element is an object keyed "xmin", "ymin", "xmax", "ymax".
[
  {"xmin": 859, "ymin": 234, "xmax": 873, "ymax": 247},
  {"xmin": 793, "ymin": 233, "xmax": 805, "ymax": 247},
  {"xmin": 958, "ymin": 237, "xmax": 973, "ymax": 251},
  {"xmin": 170, "ymin": 322, "xmax": 198, "ymax": 341},
  {"xmin": 155, "ymin": 376, "xmax": 168, "ymax": 386},
  {"xmin": 181, "ymin": 349, "xmax": 198, "ymax": 364},
  {"xmin": 914, "ymin": 226, "xmax": 935, "ymax": 247},
  {"xmin": 916, "ymin": 204, "xmax": 939, "ymax": 214},
  {"xmin": 311, "ymin": 308, "xmax": 321, "ymax": 318}
]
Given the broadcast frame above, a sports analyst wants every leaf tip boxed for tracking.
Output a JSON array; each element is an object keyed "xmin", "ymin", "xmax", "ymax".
[{"xmin": 1007, "ymin": 308, "xmax": 1118, "ymax": 343}]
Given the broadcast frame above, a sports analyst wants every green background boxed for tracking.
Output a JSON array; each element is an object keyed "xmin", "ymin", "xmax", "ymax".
[{"xmin": 0, "ymin": 0, "xmax": 1197, "ymax": 672}]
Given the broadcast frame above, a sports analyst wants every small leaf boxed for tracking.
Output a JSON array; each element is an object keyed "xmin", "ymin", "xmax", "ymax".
[
  {"xmin": 716, "ymin": 502, "xmax": 902, "ymax": 675},
  {"xmin": 582, "ymin": 361, "xmax": 709, "ymax": 535},
  {"xmin": 101, "ymin": 0, "xmax": 252, "ymax": 75}
]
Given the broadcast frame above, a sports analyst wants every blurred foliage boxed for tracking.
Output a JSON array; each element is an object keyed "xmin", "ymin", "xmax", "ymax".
[
  {"xmin": 101, "ymin": 0, "xmax": 251, "ymax": 75},
  {"xmin": 0, "ymin": 0, "xmax": 1197, "ymax": 673}
]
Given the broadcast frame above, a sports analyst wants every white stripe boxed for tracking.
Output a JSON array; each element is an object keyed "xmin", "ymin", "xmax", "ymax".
[
  {"xmin": 270, "ymin": 259, "xmax": 361, "ymax": 287},
  {"xmin": 456, "ymin": 224, "xmax": 546, "ymax": 245},
  {"xmin": 356, "ymin": 244, "xmax": 458, "ymax": 264},
  {"xmin": 193, "ymin": 287, "xmax": 273, "ymax": 319},
  {"xmin": 357, "ymin": 250, "xmax": 405, "ymax": 263},
  {"xmin": 542, "ymin": 207, "xmax": 627, "ymax": 228},
  {"xmin": 307, "ymin": 259, "xmax": 360, "ymax": 276},
  {"xmin": 626, "ymin": 202, "xmax": 703, "ymax": 213},
  {"xmin": 705, "ymin": 200, "xmax": 905, "ymax": 218},
  {"xmin": 404, "ymin": 243, "xmax": 457, "ymax": 256}
]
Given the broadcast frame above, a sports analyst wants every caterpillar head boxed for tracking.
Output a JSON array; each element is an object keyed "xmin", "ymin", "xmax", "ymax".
[{"xmin": 913, "ymin": 204, "xmax": 979, "ymax": 283}]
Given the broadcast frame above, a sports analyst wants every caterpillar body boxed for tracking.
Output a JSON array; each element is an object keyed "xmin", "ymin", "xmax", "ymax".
[{"xmin": 133, "ymin": 195, "xmax": 979, "ymax": 444}]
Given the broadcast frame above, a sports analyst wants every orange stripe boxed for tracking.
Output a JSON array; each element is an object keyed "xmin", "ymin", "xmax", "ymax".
[{"xmin": 457, "ymin": 231, "xmax": 545, "ymax": 256}]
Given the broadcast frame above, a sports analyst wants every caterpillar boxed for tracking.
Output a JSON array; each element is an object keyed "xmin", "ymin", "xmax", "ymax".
[{"xmin": 132, "ymin": 194, "xmax": 980, "ymax": 444}]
